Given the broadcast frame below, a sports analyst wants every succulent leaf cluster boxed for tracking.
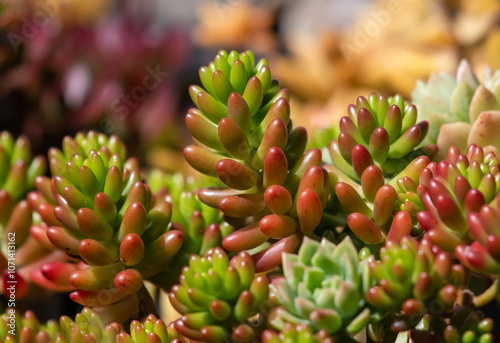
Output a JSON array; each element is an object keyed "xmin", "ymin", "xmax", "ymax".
[
  {"xmin": 456, "ymin": 195, "xmax": 500, "ymax": 276},
  {"xmin": 334, "ymin": 155, "xmax": 430, "ymax": 244},
  {"xmin": 262, "ymin": 323, "xmax": 334, "ymax": 343},
  {"xmin": 0, "ymin": 132, "xmax": 46, "ymax": 204},
  {"xmin": 0, "ymin": 132, "xmax": 46, "ymax": 297},
  {"xmin": 146, "ymin": 170, "xmax": 225, "ymax": 287},
  {"xmin": 184, "ymin": 50, "xmax": 329, "ymax": 271},
  {"xmin": 169, "ymin": 248, "xmax": 269, "ymax": 343},
  {"xmin": 27, "ymin": 131, "xmax": 183, "ymax": 313},
  {"xmin": 268, "ymin": 236, "xmax": 371, "ymax": 339},
  {"xmin": 0, "ymin": 307, "xmax": 180, "ymax": 343},
  {"xmin": 367, "ymin": 237, "xmax": 466, "ymax": 333},
  {"xmin": 411, "ymin": 145, "xmax": 500, "ymax": 253},
  {"xmin": 329, "ymin": 93, "xmax": 435, "ymax": 181}
]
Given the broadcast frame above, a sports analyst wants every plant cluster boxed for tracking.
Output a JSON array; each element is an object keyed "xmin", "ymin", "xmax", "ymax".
[{"xmin": 2, "ymin": 50, "xmax": 500, "ymax": 343}]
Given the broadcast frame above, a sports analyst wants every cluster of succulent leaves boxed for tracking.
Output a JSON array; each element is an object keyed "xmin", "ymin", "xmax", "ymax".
[
  {"xmin": 0, "ymin": 307, "xmax": 180, "ymax": 343},
  {"xmin": 3, "ymin": 49, "xmax": 500, "ymax": 343}
]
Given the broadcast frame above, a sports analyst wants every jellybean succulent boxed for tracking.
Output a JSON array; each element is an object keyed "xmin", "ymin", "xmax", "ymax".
[
  {"xmin": 262, "ymin": 323, "xmax": 334, "ymax": 343},
  {"xmin": 332, "ymin": 155, "xmax": 430, "ymax": 245},
  {"xmin": 268, "ymin": 236, "xmax": 371, "ymax": 340},
  {"xmin": 184, "ymin": 50, "xmax": 329, "ymax": 271},
  {"xmin": 0, "ymin": 132, "xmax": 47, "ymax": 298},
  {"xmin": 329, "ymin": 93, "xmax": 435, "ymax": 181},
  {"xmin": 27, "ymin": 131, "xmax": 183, "ymax": 318},
  {"xmin": 413, "ymin": 145, "xmax": 500, "ymax": 253},
  {"xmin": 0, "ymin": 307, "xmax": 180, "ymax": 343},
  {"xmin": 0, "ymin": 131, "xmax": 46, "ymax": 204},
  {"xmin": 169, "ymin": 248, "xmax": 269, "ymax": 343},
  {"xmin": 366, "ymin": 237, "xmax": 466, "ymax": 337},
  {"xmin": 456, "ymin": 194, "xmax": 500, "ymax": 277},
  {"xmin": 146, "ymin": 170, "xmax": 224, "ymax": 287}
]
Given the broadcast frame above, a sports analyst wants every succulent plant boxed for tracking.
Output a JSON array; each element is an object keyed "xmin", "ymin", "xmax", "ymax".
[
  {"xmin": 0, "ymin": 307, "xmax": 181, "ymax": 343},
  {"xmin": 456, "ymin": 194, "xmax": 500, "ymax": 278},
  {"xmin": 3, "ymin": 37, "xmax": 500, "ymax": 343},
  {"xmin": 117, "ymin": 314, "xmax": 182, "ymax": 343},
  {"xmin": 0, "ymin": 308, "xmax": 60, "ymax": 343},
  {"xmin": 268, "ymin": 236, "xmax": 371, "ymax": 340},
  {"xmin": 169, "ymin": 248, "xmax": 269, "ymax": 343},
  {"xmin": 262, "ymin": 323, "xmax": 334, "ymax": 343},
  {"xmin": 184, "ymin": 50, "xmax": 330, "ymax": 271},
  {"xmin": 412, "ymin": 60, "xmax": 500, "ymax": 159},
  {"xmin": 412, "ymin": 145, "xmax": 500, "ymax": 253},
  {"xmin": 0, "ymin": 132, "xmax": 46, "ymax": 204},
  {"xmin": 145, "ymin": 170, "xmax": 225, "ymax": 288},
  {"xmin": 332, "ymin": 155, "xmax": 430, "ymax": 245},
  {"xmin": 27, "ymin": 131, "xmax": 183, "ymax": 319},
  {"xmin": 321, "ymin": 93, "xmax": 438, "ymax": 245},
  {"xmin": 328, "ymin": 93, "xmax": 435, "ymax": 181},
  {"xmin": 0, "ymin": 132, "xmax": 47, "ymax": 298},
  {"xmin": 366, "ymin": 237, "xmax": 467, "ymax": 339}
]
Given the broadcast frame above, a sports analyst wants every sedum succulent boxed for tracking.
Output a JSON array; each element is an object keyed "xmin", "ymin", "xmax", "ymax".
[
  {"xmin": 116, "ymin": 314, "xmax": 182, "ymax": 343},
  {"xmin": 413, "ymin": 145, "xmax": 500, "ymax": 253},
  {"xmin": 328, "ymin": 93, "xmax": 435, "ymax": 181},
  {"xmin": 268, "ymin": 236, "xmax": 371, "ymax": 340},
  {"xmin": 456, "ymin": 194, "xmax": 500, "ymax": 278},
  {"xmin": 321, "ymin": 93, "xmax": 437, "ymax": 246},
  {"xmin": 0, "ymin": 132, "xmax": 47, "ymax": 298},
  {"xmin": 262, "ymin": 323, "xmax": 334, "ymax": 343},
  {"xmin": 0, "ymin": 307, "xmax": 181, "ymax": 343},
  {"xmin": 366, "ymin": 237, "xmax": 466, "ymax": 339},
  {"xmin": 169, "ymin": 248, "xmax": 269, "ymax": 343},
  {"xmin": 332, "ymin": 156, "xmax": 430, "ymax": 245},
  {"xmin": 412, "ymin": 60, "xmax": 500, "ymax": 160},
  {"xmin": 0, "ymin": 308, "xmax": 60, "ymax": 343},
  {"xmin": 0, "ymin": 132, "xmax": 46, "ymax": 205},
  {"xmin": 146, "ymin": 170, "xmax": 224, "ymax": 288},
  {"xmin": 27, "ymin": 131, "xmax": 183, "ymax": 319},
  {"xmin": 184, "ymin": 50, "xmax": 329, "ymax": 271}
]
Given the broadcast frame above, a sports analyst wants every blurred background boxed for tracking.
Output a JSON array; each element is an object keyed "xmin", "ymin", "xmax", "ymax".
[{"xmin": 1, "ymin": 0, "xmax": 499, "ymax": 175}]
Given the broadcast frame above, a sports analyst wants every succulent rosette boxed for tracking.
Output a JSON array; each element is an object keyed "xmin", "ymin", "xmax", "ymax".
[
  {"xmin": 412, "ymin": 60, "xmax": 500, "ymax": 160},
  {"xmin": 268, "ymin": 236, "xmax": 371, "ymax": 340},
  {"xmin": 169, "ymin": 248, "xmax": 269, "ymax": 343},
  {"xmin": 0, "ymin": 132, "xmax": 47, "ymax": 297},
  {"xmin": 184, "ymin": 50, "xmax": 329, "ymax": 271},
  {"xmin": 366, "ymin": 237, "xmax": 466, "ymax": 338},
  {"xmin": 27, "ymin": 131, "xmax": 182, "ymax": 319},
  {"xmin": 0, "ymin": 307, "xmax": 180, "ymax": 343},
  {"xmin": 411, "ymin": 145, "xmax": 500, "ymax": 253},
  {"xmin": 328, "ymin": 93, "xmax": 435, "ymax": 182}
]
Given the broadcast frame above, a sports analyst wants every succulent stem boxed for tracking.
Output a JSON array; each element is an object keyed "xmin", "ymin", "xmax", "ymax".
[
  {"xmin": 137, "ymin": 285, "xmax": 159, "ymax": 321},
  {"xmin": 473, "ymin": 278, "xmax": 500, "ymax": 308}
]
